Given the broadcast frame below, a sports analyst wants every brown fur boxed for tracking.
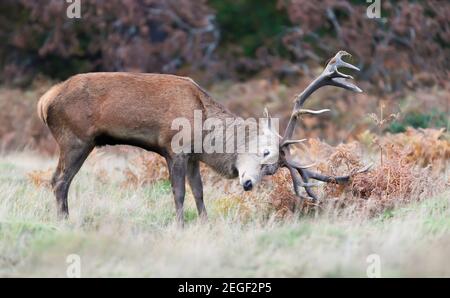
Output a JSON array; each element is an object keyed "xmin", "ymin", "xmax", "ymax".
[
  {"xmin": 38, "ymin": 72, "xmax": 240, "ymax": 224},
  {"xmin": 37, "ymin": 82, "xmax": 63, "ymax": 125},
  {"xmin": 40, "ymin": 73, "xmax": 225, "ymax": 151}
]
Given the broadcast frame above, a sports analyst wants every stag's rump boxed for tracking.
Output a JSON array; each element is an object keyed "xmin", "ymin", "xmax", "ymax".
[{"xmin": 38, "ymin": 72, "xmax": 208, "ymax": 153}]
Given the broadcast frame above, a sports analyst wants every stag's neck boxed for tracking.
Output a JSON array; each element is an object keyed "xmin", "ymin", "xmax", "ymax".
[
  {"xmin": 197, "ymin": 119, "xmax": 259, "ymax": 179},
  {"xmin": 198, "ymin": 152, "xmax": 238, "ymax": 179},
  {"xmin": 195, "ymin": 94, "xmax": 255, "ymax": 179}
]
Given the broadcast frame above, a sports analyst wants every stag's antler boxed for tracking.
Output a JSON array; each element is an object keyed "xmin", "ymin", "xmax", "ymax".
[{"xmin": 279, "ymin": 51, "xmax": 372, "ymax": 201}]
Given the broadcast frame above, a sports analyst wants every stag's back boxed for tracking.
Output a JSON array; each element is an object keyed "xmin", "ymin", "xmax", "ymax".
[{"xmin": 37, "ymin": 73, "xmax": 229, "ymax": 152}]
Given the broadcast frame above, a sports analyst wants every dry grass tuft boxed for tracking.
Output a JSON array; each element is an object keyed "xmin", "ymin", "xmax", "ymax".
[
  {"xmin": 26, "ymin": 169, "xmax": 52, "ymax": 188},
  {"xmin": 214, "ymin": 192, "xmax": 271, "ymax": 222}
]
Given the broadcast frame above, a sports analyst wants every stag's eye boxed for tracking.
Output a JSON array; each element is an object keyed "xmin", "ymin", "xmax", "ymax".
[{"xmin": 263, "ymin": 149, "xmax": 270, "ymax": 157}]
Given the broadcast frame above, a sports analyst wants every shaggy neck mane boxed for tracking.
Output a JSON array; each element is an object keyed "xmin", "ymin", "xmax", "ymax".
[{"xmin": 196, "ymin": 94, "xmax": 259, "ymax": 179}]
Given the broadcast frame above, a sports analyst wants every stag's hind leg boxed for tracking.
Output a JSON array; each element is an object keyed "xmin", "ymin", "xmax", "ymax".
[{"xmin": 51, "ymin": 138, "xmax": 93, "ymax": 219}]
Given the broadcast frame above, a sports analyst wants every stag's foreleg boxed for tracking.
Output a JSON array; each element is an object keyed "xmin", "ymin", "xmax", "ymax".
[
  {"xmin": 168, "ymin": 155, "xmax": 188, "ymax": 226},
  {"xmin": 187, "ymin": 159, "xmax": 207, "ymax": 221}
]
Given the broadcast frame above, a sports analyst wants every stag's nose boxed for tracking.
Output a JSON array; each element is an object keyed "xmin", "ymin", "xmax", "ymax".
[{"xmin": 243, "ymin": 180, "xmax": 253, "ymax": 191}]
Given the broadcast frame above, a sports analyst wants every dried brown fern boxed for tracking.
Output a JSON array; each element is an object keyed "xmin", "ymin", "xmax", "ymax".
[
  {"xmin": 27, "ymin": 169, "xmax": 52, "ymax": 189},
  {"xmin": 121, "ymin": 153, "xmax": 169, "ymax": 187}
]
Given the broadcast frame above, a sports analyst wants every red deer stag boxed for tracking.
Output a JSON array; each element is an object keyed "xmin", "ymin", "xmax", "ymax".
[{"xmin": 38, "ymin": 51, "xmax": 370, "ymax": 225}]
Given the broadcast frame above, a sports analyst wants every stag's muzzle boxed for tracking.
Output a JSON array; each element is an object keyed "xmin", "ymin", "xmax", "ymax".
[{"xmin": 243, "ymin": 180, "xmax": 253, "ymax": 191}]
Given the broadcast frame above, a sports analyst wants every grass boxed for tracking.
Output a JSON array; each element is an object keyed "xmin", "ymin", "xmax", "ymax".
[{"xmin": 0, "ymin": 151, "xmax": 449, "ymax": 277}]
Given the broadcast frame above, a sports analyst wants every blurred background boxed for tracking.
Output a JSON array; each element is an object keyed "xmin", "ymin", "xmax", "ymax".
[{"xmin": 0, "ymin": 0, "xmax": 448, "ymax": 154}]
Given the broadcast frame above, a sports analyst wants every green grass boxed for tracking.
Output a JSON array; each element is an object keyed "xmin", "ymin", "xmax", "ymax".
[
  {"xmin": 210, "ymin": 0, "xmax": 290, "ymax": 57},
  {"xmin": 0, "ymin": 151, "xmax": 449, "ymax": 277},
  {"xmin": 388, "ymin": 109, "xmax": 449, "ymax": 133}
]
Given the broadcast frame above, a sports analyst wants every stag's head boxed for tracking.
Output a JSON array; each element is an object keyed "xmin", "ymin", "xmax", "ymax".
[
  {"xmin": 240, "ymin": 51, "xmax": 372, "ymax": 198},
  {"xmin": 235, "ymin": 114, "xmax": 281, "ymax": 191}
]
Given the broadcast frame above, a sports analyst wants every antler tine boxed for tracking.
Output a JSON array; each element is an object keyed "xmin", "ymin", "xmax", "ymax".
[
  {"xmin": 283, "ymin": 155, "xmax": 320, "ymax": 201},
  {"xmin": 298, "ymin": 168, "xmax": 318, "ymax": 201},
  {"xmin": 282, "ymin": 51, "xmax": 361, "ymax": 141},
  {"xmin": 302, "ymin": 163, "xmax": 373, "ymax": 184},
  {"xmin": 354, "ymin": 162, "xmax": 373, "ymax": 174},
  {"xmin": 286, "ymin": 165, "xmax": 304, "ymax": 197},
  {"xmin": 323, "ymin": 51, "xmax": 362, "ymax": 92},
  {"xmin": 281, "ymin": 138, "xmax": 307, "ymax": 148},
  {"xmin": 295, "ymin": 108, "xmax": 331, "ymax": 116},
  {"xmin": 286, "ymin": 165, "xmax": 320, "ymax": 198},
  {"xmin": 284, "ymin": 155, "xmax": 316, "ymax": 169},
  {"xmin": 263, "ymin": 106, "xmax": 270, "ymax": 118}
]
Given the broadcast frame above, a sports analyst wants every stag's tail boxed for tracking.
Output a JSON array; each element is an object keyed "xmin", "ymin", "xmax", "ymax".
[{"xmin": 37, "ymin": 83, "xmax": 63, "ymax": 125}]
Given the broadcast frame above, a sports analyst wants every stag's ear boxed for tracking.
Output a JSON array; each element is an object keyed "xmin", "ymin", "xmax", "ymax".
[
  {"xmin": 263, "ymin": 107, "xmax": 272, "ymax": 130},
  {"xmin": 263, "ymin": 107, "xmax": 282, "ymax": 139}
]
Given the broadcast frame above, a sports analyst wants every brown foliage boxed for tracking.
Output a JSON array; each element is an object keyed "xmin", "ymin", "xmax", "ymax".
[
  {"xmin": 279, "ymin": 0, "xmax": 449, "ymax": 92},
  {"xmin": 27, "ymin": 169, "xmax": 52, "ymax": 188},
  {"xmin": 0, "ymin": 0, "xmax": 218, "ymax": 85},
  {"xmin": 1, "ymin": 1, "xmax": 449, "ymax": 92},
  {"xmin": 0, "ymin": 82, "xmax": 56, "ymax": 154},
  {"xmin": 351, "ymin": 152, "xmax": 435, "ymax": 204},
  {"xmin": 268, "ymin": 168, "xmax": 299, "ymax": 218},
  {"xmin": 382, "ymin": 128, "xmax": 450, "ymax": 171},
  {"xmin": 267, "ymin": 129, "xmax": 448, "ymax": 218},
  {"xmin": 121, "ymin": 152, "xmax": 169, "ymax": 187}
]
